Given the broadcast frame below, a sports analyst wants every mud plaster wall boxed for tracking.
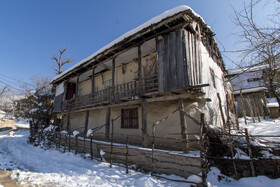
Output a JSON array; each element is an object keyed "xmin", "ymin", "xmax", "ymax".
[
  {"xmin": 68, "ymin": 99, "xmax": 202, "ymax": 149},
  {"xmin": 200, "ymin": 42, "xmax": 227, "ymax": 127},
  {"xmin": 77, "ymin": 53, "xmax": 156, "ymax": 96}
]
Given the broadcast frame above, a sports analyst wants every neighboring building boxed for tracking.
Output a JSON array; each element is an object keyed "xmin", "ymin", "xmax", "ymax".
[
  {"xmin": 228, "ymin": 64, "xmax": 280, "ymax": 118},
  {"xmin": 52, "ymin": 6, "xmax": 228, "ymax": 150},
  {"xmin": 267, "ymin": 98, "xmax": 280, "ymax": 118},
  {"xmin": 228, "ymin": 65, "xmax": 268, "ymax": 117}
]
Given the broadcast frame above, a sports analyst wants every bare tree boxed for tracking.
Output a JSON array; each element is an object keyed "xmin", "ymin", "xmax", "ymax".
[
  {"xmin": 233, "ymin": 0, "xmax": 280, "ymax": 110},
  {"xmin": 15, "ymin": 75, "xmax": 54, "ymax": 120},
  {"xmin": 52, "ymin": 48, "xmax": 72, "ymax": 75}
]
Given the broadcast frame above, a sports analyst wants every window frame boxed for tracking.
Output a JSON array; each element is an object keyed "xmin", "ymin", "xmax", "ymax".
[{"xmin": 121, "ymin": 108, "xmax": 139, "ymax": 129}]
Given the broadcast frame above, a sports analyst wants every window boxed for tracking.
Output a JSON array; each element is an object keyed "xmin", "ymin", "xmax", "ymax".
[
  {"xmin": 121, "ymin": 108, "xmax": 138, "ymax": 129},
  {"xmin": 210, "ymin": 68, "xmax": 216, "ymax": 88},
  {"xmin": 104, "ymin": 79, "xmax": 112, "ymax": 88},
  {"xmin": 247, "ymin": 78, "xmax": 261, "ymax": 82}
]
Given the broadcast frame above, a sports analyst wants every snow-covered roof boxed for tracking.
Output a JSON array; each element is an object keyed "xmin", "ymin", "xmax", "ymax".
[
  {"xmin": 228, "ymin": 64, "xmax": 269, "ymax": 75},
  {"xmin": 232, "ymin": 87, "xmax": 267, "ymax": 95},
  {"xmin": 267, "ymin": 97, "xmax": 279, "ymax": 108},
  {"xmin": 52, "ymin": 5, "xmax": 210, "ymax": 84}
]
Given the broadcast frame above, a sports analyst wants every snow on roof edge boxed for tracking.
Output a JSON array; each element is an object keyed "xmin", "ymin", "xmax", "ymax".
[
  {"xmin": 51, "ymin": 5, "xmax": 208, "ymax": 83},
  {"xmin": 232, "ymin": 87, "xmax": 267, "ymax": 95},
  {"xmin": 228, "ymin": 64, "xmax": 269, "ymax": 75}
]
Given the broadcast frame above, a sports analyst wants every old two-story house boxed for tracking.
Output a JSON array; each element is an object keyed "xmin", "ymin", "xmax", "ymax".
[{"xmin": 52, "ymin": 6, "xmax": 228, "ymax": 150}]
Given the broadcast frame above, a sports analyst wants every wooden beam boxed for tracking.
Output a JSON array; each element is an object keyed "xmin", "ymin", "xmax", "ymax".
[
  {"xmin": 84, "ymin": 110, "xmax": 89, "ymax": 136},
  {"xmin": 179, "ymin": 98, "xmax": 188, "ymax": 153},
  {"xmin": 91, "ymin": 68, "xmax": 95, "ymax": 95},
  {"xmin": 141, "ymin": 99, "xmax": 148, "ymax": 147},
  {"xmin": 217, "ymin": 93, "xmax": 226, "ymax": 127},
  {"xmin": 146, "ymin": 93, "xmax": 206, "ymax": 103},
  {"xmin": 105, "ymin": 107, "xmax": 111, "ymax": 141},
  {"xmin": 76, "ymin": 75, "xmax": 79, "ymax": 96},
  {"xmin": 239, "ymin": 90, "xmax": 247, "ymax": 125},
  {"xmin": 67, "ymin": 111, "xmax": 70, "ymax": 132},
  {"xmin": 112, "ymin": 58, "xmax": 116, "ymax": 86},
  {"xmin": 138, "ymin": 45, "xmax": 142, "ymax": 82}
]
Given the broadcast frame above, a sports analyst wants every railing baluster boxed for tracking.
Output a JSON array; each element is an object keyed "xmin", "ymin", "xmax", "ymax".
[{"xmin": 63, "ymin": 74, "xmax": 158, "ymax": 110}]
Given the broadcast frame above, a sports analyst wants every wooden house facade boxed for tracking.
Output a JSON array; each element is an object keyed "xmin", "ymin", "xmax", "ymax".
[{"xmin": 52, "ymin": 6, "xmax": 228, "ymax": 150}]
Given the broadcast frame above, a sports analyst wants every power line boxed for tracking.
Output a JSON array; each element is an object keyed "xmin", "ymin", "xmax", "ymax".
[
  {"xmin": 0, "ymin": 73, "xmax": 33, "ymax": 86},
  {"xmin": 0, "ymin": 80, "xmax": 24, "ymax": 92},
  {"xmin": 0, "ymin": 75, "xmax": 23, "ymax": 89}
]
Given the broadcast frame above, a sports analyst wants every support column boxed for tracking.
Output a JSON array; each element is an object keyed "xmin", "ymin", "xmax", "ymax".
[
  {"xmin": 138, "ymin": 45, "xmax": 143, "ymax": 94},
  {"xmin": 111, "ymin": 58, "xmax": 115, "ymax": 102},
  {"xmin": 141, "ymin": 99, "xmax": 148, "ymax": 147},
  {"xmin": 105, "ymin": 107, "xmax": 111, "ymax": 141},
  {"xmin": 91, "ymin": 68, "xmax": 95, "ymax": 95},
  {"xmin": 84, "ymin": 110, "xmax": 89, "ymax": 136},
  {"xmin": 63, "ymin": 80, "xmax": 68, "ymax": 102},
  {"xmin": 76, "ymin": 75, "xmax": 79, "ymax": 97},
  {"xmin": 217, "ymin": 93, "xmax": 226, "ymax": 127},
  {"xmin": 67, "ymin": 111, "xmax": 71, "ymax": 133},
  {"xmin": 179, "ymin": 98, "xmax": 188, "ymax": 153}
]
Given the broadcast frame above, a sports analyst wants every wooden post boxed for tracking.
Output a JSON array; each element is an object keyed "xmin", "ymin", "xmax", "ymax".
[
  {"xmin": 141, "ymin": 99, "xmax": 148, "ymax": 147},
  {"xmin": 63, "ymin": 134, "xmax": 66, "ymax": 153},
  {"xmin": 226, "ymin": 93, "xmax": 230, "ymax": 128},
  {"xmin": 231, "ymin": 93, "xmax": 239, "ymax": 130},
  {"xmin": 179, "ymin": 98, "xmax": 188, "ymax": 153},
  {"xmin": 84, "ymin": 110, "xmax": 89, "ymax": 137},
  {"xmin": 199, "ymin": 113, "xmax": 207, "ymax": 187},
  {"xmin": 105, "ymin": 107, "xmax": 111, "ymax": 141},
  {"xmin": 111, "ymin": 58, "xmax": 115, "ymax": 102},
  {"xmin": 239, "ymin": 90, "xmax": 247, "ymax": 125},
  {"xmin": 151, "ymin": 123, "xmax": 156, "ymax": 175},
  {"xmin": 110, "ymin": 119, "xmax": 114, "ymax": 168},
  {"xmin": 252, "ymin": 97, "xmax": 261, "ymax": 122},
  {"xmin": 76, "ymin": 75, "xmax": 79, "ymax": 97},
  {"xmin": 261, "ymin": 94, "xmax": 269, "ymax": 118},
  {"xmin": 255, "ymin": 96, "xmax": 264, "ymax": 118},
  {"xmin": 138, "ymin": 45, "xmax": 143, "ymax": 93},
  {"xmin": 75, "ymin": 136, "xmax": 78, "ymax": 154},
  {"xmin": 126, "ymin": 136, "xmax": 129, "ymax": 174},
  {"xmin": 90, "ymin": 135, "xmax": 93, "ymax": 160},
  {"xmin": 217, "ymin": 93, "xmax": 226, "ymax": 127},
  {"xmin": 68, "ymin": 133, "xmax": 71, "ymax": 152},
  {"xmin": 83, "ymin": 136, "xmax": 86, "ymax": 155},
  {"xmin": 66, "ymin": 111, "xmax": 70, "ymax": 132},
  {"xmin": 91, "ymin": 68, "xmax": 95, "ymax": 95},
  {"xmin": 247, "ymin": 96, "xmax": 255, "ymax": 123},
  {"xmin": 245, "ymin": 128, "xmax": 256, "ymax": 177}
]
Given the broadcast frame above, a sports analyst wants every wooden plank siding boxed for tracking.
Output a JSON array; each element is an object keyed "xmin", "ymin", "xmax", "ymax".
[{"xmin": 156, "ymin": 28, "xmax": 201, "ymax": 92}]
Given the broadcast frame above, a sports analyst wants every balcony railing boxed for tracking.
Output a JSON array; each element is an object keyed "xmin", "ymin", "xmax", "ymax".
[{"xmin": 63, "ymin": 74, "xmax": 158, "ymax": 110}]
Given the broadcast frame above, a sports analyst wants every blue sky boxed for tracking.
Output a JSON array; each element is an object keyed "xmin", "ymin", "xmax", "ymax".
[{"xmin": 0, "ymin": 0, "xmax": 275, "ymax": 91}]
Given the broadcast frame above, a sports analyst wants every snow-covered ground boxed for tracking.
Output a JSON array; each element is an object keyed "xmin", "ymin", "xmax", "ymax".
[
  {"xmin": 0, "ymin": 129, "xmax": 196, "ymax": 186},
  {"xmin": 1, "ymin": 118, "xmax": 280, "ymax": 186},
  {"xmin": 14, "ymin": 119, "xmax": 29, "ymax": 129},
  {"xmin": 238, "ymin": 117, "xmax": 280, "ymax": 142}
]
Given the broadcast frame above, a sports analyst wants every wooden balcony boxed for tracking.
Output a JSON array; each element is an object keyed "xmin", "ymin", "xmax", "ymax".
[{"xmin": 63, "ymin": 75, "xmax": 158, "ymax": 111}]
